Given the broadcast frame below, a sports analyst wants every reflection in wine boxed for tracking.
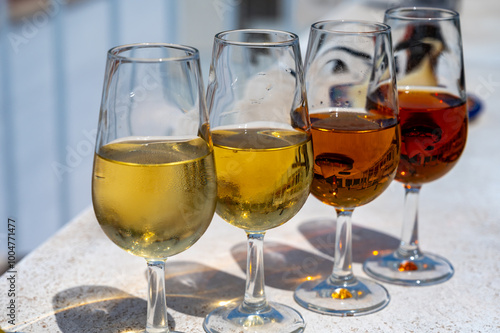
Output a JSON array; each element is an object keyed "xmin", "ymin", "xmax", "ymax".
[
  {"xmin": 213, "ymin": 128, "xmax": 313, "ymax": 231},
  {"xmin": 396, "ymin": 88, "xmax": 467, "ymax": 184},
  {"xmin": 310, "ymin": 111, "xmax": 400, "ymax": 208},
  {"xmin": 93, "ymin": 138, "xmax": 217, "ymax": 259}
]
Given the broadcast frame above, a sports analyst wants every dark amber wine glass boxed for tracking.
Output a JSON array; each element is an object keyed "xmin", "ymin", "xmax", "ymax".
[
  {"xmin": 202, "ymin": 29, "xmax": 312, "ymax": 333},
  {"xmin": 92, "ymin": 43, "xmax": 217, "ymax": 332},
  {"xmin": 293, "ymin": 21, "xmax": 400, "ymax": 316},
  {"xmin": 363, "ymin": 7, "xmax": 468, "ymax": 286}
]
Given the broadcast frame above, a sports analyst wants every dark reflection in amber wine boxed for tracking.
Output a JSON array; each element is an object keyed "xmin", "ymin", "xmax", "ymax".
[
  {"xmin": 396, "ymin": 89, "xmax": 468, "ymax": 184},
  {"xmin": 310, "ymin": 111, "xmax": 400, "ymax": 208}
]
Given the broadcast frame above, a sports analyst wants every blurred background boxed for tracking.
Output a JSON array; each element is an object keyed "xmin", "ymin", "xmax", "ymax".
[{"xmin": 0, "ymin": 0, "xmax": 474, "ymax": 267}]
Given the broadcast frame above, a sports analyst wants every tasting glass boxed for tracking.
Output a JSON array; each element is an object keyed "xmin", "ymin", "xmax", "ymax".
[
  {"xmin": 294, "ymin": 21, "xmax": 399, "ymax": 316},
  {"xmin": 203, "ymin": 29, "xmax": 312, "ymax": 333},
  {"xmin": 363, "ymin": 7, "xmax": 468, "ymax": 286},
  {"xmin": 92, "ymin": 43, "xmax": 217, "ymax": 333}
]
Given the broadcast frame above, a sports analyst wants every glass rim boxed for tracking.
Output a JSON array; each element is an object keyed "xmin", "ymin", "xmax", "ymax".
[
  {"xmin": 107, "ymin": 42, "xmax": 200, "ymax": 63},
  {"xmin": 385, "ymin": 6, "xmax": 459, "ymax": 21},
  {"xmin": 311, "ymin": 20, "xmax": 391, "ymax": 35},
  {"xmin": 214, "ymin": 28, "xmax": 299, "ymax": 47}
]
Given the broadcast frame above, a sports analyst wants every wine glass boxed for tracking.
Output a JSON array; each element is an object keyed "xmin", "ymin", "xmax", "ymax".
[
  {"xmin": 202, "ymin": 29, "xmax": 312, "ymax": 333},
  {"xmin": 92, "ymin": 43, "xmax": 217, "ymax": 332},
  {"xmin": 293, "ymin": 21, "xmax": 400, "ymax": 316},
  {"xmin": 363, "ymin": 7, "xmax": 468, "ymax": 286}
]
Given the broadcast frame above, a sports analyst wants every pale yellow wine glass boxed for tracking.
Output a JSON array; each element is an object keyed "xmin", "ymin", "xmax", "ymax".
[{"xmin": 92, "ymin": 43, "xmax": 217, "ymax": 333}]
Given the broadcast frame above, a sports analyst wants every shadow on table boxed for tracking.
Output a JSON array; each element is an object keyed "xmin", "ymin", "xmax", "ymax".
[
  {"xmin": 165, "ymin": 261, "xmax": 245, "ymax": 318},
  {"xmin": 230, "ymin": 218, "xmax": 400, "ymax": 291},
  {"xmin": 52, "ymin": 285, "xmax": 171, "ymax": 332},
  {"xmin": 231, "ymin": 241, "xmax": 334, "ymax": 291},
  {"xmin": 298, "ymin": 218, "xmax": 400, "ymax": 263}
]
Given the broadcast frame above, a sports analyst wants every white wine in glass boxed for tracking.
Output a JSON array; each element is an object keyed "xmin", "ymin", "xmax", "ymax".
[
  {"xmin": 92, "ymin": 43, "xmax": 217, "ymax": 333},
  {"xmin": 213, "ymin": 128, "xmax": 312, "ymax": 231},
  {"xmin": 203, "ymin": 29, "xmax": 312, "ymax": 333}
]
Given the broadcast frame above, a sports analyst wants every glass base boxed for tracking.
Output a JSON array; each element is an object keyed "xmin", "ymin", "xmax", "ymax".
[
  {"xmin": 294, "ymin": 276, "xmax": 389, "ymax": 317},
  {"xmin": 363, "ymin": 251, "xmax": 454, "ymax": 286},
  {"xmin": 203, "ymin": 301, "xmax": 305, "ymax": 333}
]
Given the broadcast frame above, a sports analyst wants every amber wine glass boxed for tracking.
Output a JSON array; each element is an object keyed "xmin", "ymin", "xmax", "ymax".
[
  {"xmin": 293, "ymin": 21, "xmax": 400, "ymax": 316},
  {"xmin": 363, "ymin": 8, "xmax": 467, "ymax": 286},
  {"xmin": 202, "ymin": 29, "xmax": 312, "ymax": 333},
  {"xmin": 92, "ymin": 43, "xmax": 217, "ymax": 332}
]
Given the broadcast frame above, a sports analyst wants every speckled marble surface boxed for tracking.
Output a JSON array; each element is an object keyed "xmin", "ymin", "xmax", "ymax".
[
  {"xmin": 2, "ymin": 180, "xmax": 500, "ymax": 333},
  {"xmin": 2, "ymin": 0, "xmax": 500, "ymax": 332}
]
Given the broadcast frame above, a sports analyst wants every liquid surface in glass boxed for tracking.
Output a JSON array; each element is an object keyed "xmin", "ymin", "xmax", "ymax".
[
  {"xmin": 396, "ymin": 88, "xmax": 467, "ymax": 184},
  {"xmin": 310, "ymin": 111, "xmax": 400, "ymax": 208},
  {"xmin": 212, "ymin": 128, "xmax": 313, "ymax": 231},
  {"xmin": 92, "ymin": 137, "xmax": 217, "ymax": 259}
]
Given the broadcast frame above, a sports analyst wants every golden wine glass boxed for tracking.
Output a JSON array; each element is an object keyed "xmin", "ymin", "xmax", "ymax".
[{"xmin": 203, "ymin": 29, "xmax": 312, "ymax": 333}]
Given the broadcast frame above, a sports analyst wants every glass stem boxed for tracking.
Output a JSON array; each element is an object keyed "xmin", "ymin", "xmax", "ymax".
[
  {"xmin": 330, "ymin": 208, "xmax": 355, "ymax": 284},
  {"xmin": 397, "ymin": 184, "xmax": 423, "ymax": 259},
  {"xmin": 241, "ymin": 232, "xmax": 269, "ymax": 312},
  {"xmin": 146, "ymin": 260, "xmax": 170, "ymax": 333}
]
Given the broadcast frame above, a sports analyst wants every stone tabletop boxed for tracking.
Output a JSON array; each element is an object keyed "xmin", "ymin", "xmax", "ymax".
[{"xmin": 1, "ymin": 0, "xmax": 500, "ymax": 332}]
